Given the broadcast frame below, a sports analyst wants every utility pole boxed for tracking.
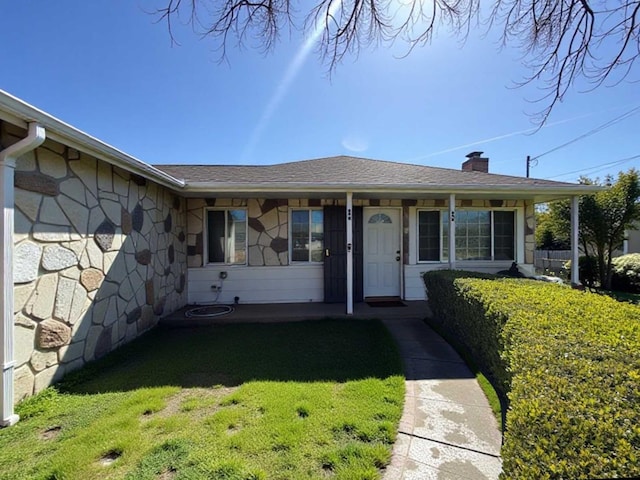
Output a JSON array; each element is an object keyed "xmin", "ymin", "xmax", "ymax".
[{"xmin": 526, "ymin": 155, "xmax": 537, "ymax": 178}]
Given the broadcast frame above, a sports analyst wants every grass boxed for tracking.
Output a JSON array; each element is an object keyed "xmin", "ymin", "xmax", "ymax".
[{"xmin": 0, "ymin": 319, "xmax": 404, "ymax": 480}]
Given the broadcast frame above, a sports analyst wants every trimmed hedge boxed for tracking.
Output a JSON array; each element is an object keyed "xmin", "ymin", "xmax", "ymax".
[
  {"xmin": 612, "ymin": 253, "xmax": 640, "ymax": 293},
  {"xmin": 423, "ymin": 270, "xmax": 640, "ymax": 479}
]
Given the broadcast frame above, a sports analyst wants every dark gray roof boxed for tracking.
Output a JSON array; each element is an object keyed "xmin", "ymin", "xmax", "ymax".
[{"xmin": 154, "ymin": 156, "xmax": 576, "ymax": 188}]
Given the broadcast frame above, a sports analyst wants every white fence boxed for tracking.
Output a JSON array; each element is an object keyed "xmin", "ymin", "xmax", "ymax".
[{"xmin": 534, "ymin": 250, "xmax": 571, "ymax": 274}]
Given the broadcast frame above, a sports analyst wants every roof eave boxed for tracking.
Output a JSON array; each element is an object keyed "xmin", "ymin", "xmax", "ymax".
[
  {"xmin": 0, "ymin": 90, "xmax": 185, "ymax": 190},
  {"xmin": 183, "ymin": 182, "xmax": 602, "ymax": 197}
]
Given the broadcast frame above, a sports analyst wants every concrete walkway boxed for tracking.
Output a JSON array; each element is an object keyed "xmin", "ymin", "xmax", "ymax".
[{"xmin": 381, "ymin": 318, "xmax": 503, "ymax": 480}]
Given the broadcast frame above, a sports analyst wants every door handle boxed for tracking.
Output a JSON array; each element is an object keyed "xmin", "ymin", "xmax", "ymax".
[
  {"xmin": 396, "ymin": 256, "xmax": 401, "ymax": 261},
  {"xmin": 325, "ymin": 249, "xmax": 330, "ymax": 257}
]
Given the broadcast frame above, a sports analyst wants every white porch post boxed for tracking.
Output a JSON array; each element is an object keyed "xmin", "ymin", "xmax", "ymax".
[
  {"xmin": 346, "ymin": 192, "xmax": 354, "ymax": 315},
  {"xmin": 570, "ymin": 195, "xmax": 580, "ymax": 286},
  {"xmin": 448, "ymin": 194, "xmax": 456, "ymax": 269},
  {"xmin": 0, "ymin": 123, "xmax": 45, "ymax": 427}
]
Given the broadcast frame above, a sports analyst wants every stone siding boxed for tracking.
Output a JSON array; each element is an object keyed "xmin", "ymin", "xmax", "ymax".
[
  {"xmin": 187, "ymin": 198, "xmax": 289, "ymax": 268},
  {"xmin": 4, "ymin": 123, "xmax": 188, "ymax": 401},
  {"xmin": 186, "ymin": 197, "xmax": 526, "ymax": 268},
  {"xmin": 524, "ymin": 200, "xmax": 536, "ymax": 264}
]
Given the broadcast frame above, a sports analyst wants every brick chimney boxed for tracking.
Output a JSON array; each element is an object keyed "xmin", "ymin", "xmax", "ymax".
[{"xmin": 462, "ymin": 151, "xmax": 489, "ymax": 173}]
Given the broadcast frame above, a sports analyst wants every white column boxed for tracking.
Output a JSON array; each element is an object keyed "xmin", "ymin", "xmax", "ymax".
[
  {"xmin": 346, "ymin": 192, "xmax": 353, "ymax": 315},
  {"xmin": 0, "ymin": 123, "xmax": 45, "ymax": 427},
  {"xmin": 448, "ymin": 194, "xmax": 456, "ymax": 269},
  {"xmin": 571, "ymin": 195, "xmax": 580, "ymax": 286}
]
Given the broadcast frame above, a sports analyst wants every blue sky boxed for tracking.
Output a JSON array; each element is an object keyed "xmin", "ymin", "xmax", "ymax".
[{"xmin": 1, "ymin": 1, "xmax": 638, "ymax": 182}]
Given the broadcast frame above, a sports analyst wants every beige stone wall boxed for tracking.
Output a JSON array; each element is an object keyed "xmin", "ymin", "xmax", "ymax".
[
  {"xmin": 524, "ymin": 200, "xmax": 535, "ymax": 264},
  {"xmin": 4, "ymin": 123, "xmax": 188, "ymax": 401},
  {"xmin": 186, "ymin": 197, "xmax": 527, "ymax": 268},
  {"xmin": 187, "ymin": 198, "xmax": 289, "ymax": 268}
]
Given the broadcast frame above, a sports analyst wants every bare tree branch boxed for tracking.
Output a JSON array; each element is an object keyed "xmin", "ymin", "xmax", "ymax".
[{"xmin": 152, "ymin": 0, "xmax": 640, "ymax": 125}]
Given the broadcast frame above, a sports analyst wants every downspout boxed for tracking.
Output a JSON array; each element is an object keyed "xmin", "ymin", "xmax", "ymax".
[{"xmin": 0, "ymin": 122, "xmax": 46, "ymax": 427}]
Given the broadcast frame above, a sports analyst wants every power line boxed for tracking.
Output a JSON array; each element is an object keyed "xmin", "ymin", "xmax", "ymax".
[
  {"xmin": 531, "ymin": 105, "xmax": 640, "ymax": 161},
  {"xmin": 546, "ymin": 154, "xmax": 640, "ymax": 180}
]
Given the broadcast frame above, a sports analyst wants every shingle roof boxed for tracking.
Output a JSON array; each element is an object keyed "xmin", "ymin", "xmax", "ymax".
[{"xmin": 154, "ymin": 156, "xmax": 576, "ymax": 188}]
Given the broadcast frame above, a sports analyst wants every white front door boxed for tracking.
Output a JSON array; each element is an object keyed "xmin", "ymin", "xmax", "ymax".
[{"xmin": 364, "ymin": 208, "xmax": 401, "ymax": 297}]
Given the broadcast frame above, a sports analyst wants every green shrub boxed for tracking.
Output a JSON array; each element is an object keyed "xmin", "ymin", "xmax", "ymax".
[
  {"xmin": 422, "ymin": 270, "xmax": 510, "ymax": 395},
  {"xmin": 611, "ymin": 253, "xmax": 640, "ymax": 293},
  {"xmin": 564, "ymin": 255, "xmax": 598, "ymax": 287},
  {"xmin": 423, "ymin": 270, "xmax": 640, "ymax": 479}
]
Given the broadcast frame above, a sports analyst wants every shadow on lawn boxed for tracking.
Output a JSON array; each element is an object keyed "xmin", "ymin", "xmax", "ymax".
[{"xmin": 58, "ymin": 319, "xmax": 404, "ymax": 394}]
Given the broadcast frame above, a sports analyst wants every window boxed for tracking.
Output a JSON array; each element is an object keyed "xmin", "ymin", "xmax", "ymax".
[
  {"xmin": 206, "ymin": 209, "xmax": 247, "ymax": 264},
  {"xmin": 418, "ymin": 209, "xmax": 515, "ymax": 262},
  {"xmin": 291, "ymin": 209, "xmax": 323, "ymax": 262},
  {"xmin": 418, "ymin": 211, "xmax": 441, "ymax": 261},
  {"xmin": 450, "ymin": 210, "xmax": 492, "ymax": 260},
  {"xmin": 368, "ymin": 213, "xmax": 392, "ymax": 224},
  {"xmin": 493, "ymin": 211, "xmax": 515, "ymax": 260}
]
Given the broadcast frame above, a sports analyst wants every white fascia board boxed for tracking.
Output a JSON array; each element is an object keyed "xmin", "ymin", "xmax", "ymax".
[
  {"xmin": 0, "ymin": 90, "xmax": 184, "ymax": 190},
  {"xmin": 184, "ymin": 182, "xmax": 603, "ymax": 197}
]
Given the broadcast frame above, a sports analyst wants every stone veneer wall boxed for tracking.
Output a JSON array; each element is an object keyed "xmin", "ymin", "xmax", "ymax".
[
  {"xmin": 186, "ymin": 197, "xmax": 529, "ymax": 267},
  {"xmin": 524, "ymin": 200, "xmax": 536, "ymax": 264},
  {"xmin": 2, "ymin": 122, "xmax": 188, "ymax": 401},
  {"xmin": 187, "ymin": 198, "xmax": 289, "ymax": 268}
]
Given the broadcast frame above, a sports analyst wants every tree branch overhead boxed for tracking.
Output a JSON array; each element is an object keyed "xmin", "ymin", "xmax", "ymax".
[{"xmin": 154, "ymin": 0, "xmax": 640, "ymax": 123}]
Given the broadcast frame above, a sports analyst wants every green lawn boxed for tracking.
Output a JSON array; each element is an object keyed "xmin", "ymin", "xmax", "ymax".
[{"xmin": 0, "ymin": 319, "xmax": 404, "ymax": 480}]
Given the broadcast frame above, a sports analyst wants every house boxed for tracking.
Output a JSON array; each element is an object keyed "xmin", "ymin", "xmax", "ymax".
[
  {"xmin": 624, "ymin": 225, "xmax": 640, "ymax": 254},
  {"xmin": 0, "ymin": 89, "xmax": 598, "ymax": 426}
]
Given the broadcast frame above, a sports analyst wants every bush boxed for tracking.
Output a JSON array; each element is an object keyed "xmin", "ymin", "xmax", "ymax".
[
  {"xmin": 422, "ymin": 270, "xmax": 511, "ymax": 395},
  {"xmin": 564, "ymin": 255, "xmax": 598, "ymax": 287},
  {"xmin": 611, "ymin": 253, "xmax": 640, "ymax": 293},
  {"xmin": 423, "ymin": 270, "xmax": 640, "ymax": 479}
]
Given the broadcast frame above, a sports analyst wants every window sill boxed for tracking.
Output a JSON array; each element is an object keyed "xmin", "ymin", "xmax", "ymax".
[{"xmin": 203, "ymin": 263, "xmax": 247, "ymax": 267}]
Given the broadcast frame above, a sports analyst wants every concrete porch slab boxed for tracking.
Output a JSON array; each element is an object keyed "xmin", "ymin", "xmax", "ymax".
[{"xmin": 160, "ymin": 300, "xmax": 431, "ymax": 326}]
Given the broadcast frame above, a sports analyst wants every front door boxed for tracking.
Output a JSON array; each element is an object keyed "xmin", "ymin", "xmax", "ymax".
[
  {"xmin": 364, "ymin": 208, "xmax": 401, "ymax": 298},
  {"xmin": 323, "ymin": 206, "xmax": 363, "ymax": 303}
]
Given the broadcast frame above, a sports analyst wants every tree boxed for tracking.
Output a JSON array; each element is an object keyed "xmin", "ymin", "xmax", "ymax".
[
  {"xmin": 535, "ymin": 209, "xmax": 570, "ymax": 250},
  {"xmin": 546, "ymin": 169, "xmax": 640, "ymax": 289},
  {"xmin": 154, "ymin": 0, "xmax": 640, "ymax": 123}
]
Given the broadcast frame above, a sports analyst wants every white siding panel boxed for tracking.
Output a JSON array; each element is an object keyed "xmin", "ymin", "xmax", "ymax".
[
  {"xmin": 403, "ymin": 261, "xmax": 525, "ymax": 300},
  {"xmin": 188, "ymin": 265, "xmax": 324, "ymax": 304},
  {"xmin": 404, "ymin": 265, "xmax": 429, "ymax": 301}
]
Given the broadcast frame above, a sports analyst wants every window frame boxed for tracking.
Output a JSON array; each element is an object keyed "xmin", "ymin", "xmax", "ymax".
[
  {"xmin": 204, "ymin": 207, "xmax": 248, "ymax": 266},
  {"xmin": 416, "ymin": 207, "xmax": 517, "ymax": 263},
  {"xmin": 289, "ymin": 208, "xmax": 324, "ymax": 264},
  {"xmin": 417, "ymin": 209, "xmax": 446, "ymax": 263}
]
